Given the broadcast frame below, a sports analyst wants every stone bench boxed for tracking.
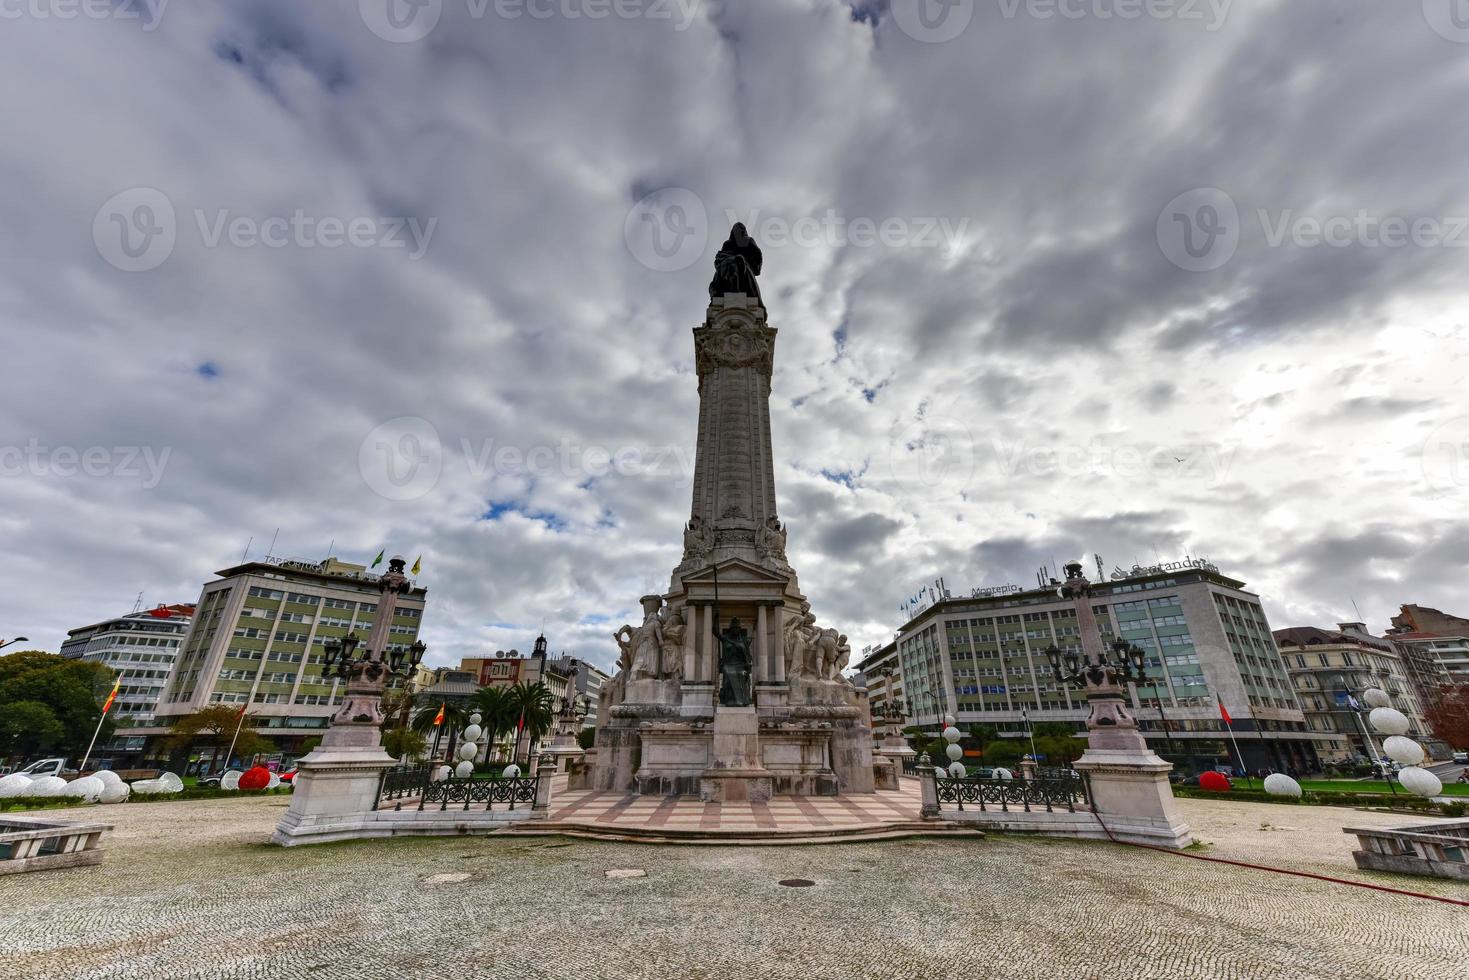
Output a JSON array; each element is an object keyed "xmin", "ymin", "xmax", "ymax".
[{"xmin": 0, "ymin": 815, "xmax": 113, "ymax": 875}]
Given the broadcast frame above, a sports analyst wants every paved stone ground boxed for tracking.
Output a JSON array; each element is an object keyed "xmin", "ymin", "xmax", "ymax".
[{"xmin": 2, "ymin": 795, "xmax": 1465, "ymax": 980}]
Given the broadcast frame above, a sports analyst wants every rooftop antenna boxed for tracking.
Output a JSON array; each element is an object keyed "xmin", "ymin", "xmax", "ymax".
[
  {"xmin": 240, "ymin": 536, "xmax": 253, "ymax": 564},
  {"xmin": 1095, "ymin": 553, "xmax": 1105, "ymax": 582},
  {"xmin": 326, "ymin": 538, "xmax": 335, "ymax": 560},
  {"xmin": 1351, "ymin": 598, "xmax": 1364, "ymax": 623},
  {"xmin": 266, "ymin": 528, "xmax": 280, "ymax": 562},
  {"xmin": 130, "ymin": 591, "xmax": 144, "ymax": 614}
]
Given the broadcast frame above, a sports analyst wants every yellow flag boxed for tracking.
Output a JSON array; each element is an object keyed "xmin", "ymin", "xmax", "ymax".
[{"xmin": 411, "ymin": 555, "xmax": 422, "ymax": 576}]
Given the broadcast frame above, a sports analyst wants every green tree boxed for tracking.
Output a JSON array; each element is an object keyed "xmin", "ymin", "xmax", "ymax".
[
  {"xmin": 576, "ymin": 727, "xmax": 595, "ymax": 750},
  {"xmin": 165, "ymin": 706, "xmax": 273, "ymax": 771},
  {"xmin": 382, "ymin": 726, "xmax": 428, "ymax": 761},
  {"xmin": 507, "ymin": 682, "xmax": 555, "ymax": 764},
  {"xmin": 0, "ymin": 700, "xmax": 66, "ymax": 760},
  {"xmin": 967, "ymin": 724, "xmax": 999, "ymax": 748},
  {"xmin": 981, "ymin": 739, "xmax": 1026, "ymax": 766},
  {"xmin": 470, "ymin": 685, "xmax": 519, "ymax": 761},
  {"xmin": 0, "ymin": 651, "xmax": 118, "ymax": 760}
]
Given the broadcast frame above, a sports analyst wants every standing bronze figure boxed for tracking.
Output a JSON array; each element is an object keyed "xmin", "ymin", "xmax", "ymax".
[
  {"xmin": 716, "ymin": 617, "xmax": 754, "ymax": 707},
  {"xmin": 708, "ymin": 223, "xmax": 763, "ymax": 303}
]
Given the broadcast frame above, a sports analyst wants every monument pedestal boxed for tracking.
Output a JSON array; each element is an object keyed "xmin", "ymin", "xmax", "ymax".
[
  {"xmin": 700, "ymin": 707, "xmax": 774, "ymax": 803},
  {"xmin": 1073, "ymin": 747, "xmax": 1192, "ymax": 848},
  {"xmin": 271, "ymin": 741, "xmax": 397, "ymax": 846}
]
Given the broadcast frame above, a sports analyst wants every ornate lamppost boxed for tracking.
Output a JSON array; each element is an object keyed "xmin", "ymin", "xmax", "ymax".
[
  {"xmin": 1042, "ymin": 562, "xmax": 1151, "ymax": 744},
  {"xmin": 317, "ymin": 557, "xmax": 427, "ymax": 743}
]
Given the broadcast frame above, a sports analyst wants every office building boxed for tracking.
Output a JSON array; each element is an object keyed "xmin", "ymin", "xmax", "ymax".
[
  {"xmin": 877, "ymin": 559, "xmax": 1315, "ymax": 773},
  {"xmin": 154, "ymin": 556, "xmax": 427, "ymax": 761}
]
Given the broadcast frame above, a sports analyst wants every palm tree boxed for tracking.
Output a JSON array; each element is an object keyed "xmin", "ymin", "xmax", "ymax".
[
  {"xmin": 412, "ymin": 701, "xmax": 470, "ymax": 762},
  {"xmin": 507, "ymin": 682, "xmax": 555, "ymax": 765},
  {"xmin": 470, "ymin": 686, "xmax": 518, "ymax": 762}
]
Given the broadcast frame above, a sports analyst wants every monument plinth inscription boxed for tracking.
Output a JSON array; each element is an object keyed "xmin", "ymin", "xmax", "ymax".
[{"xmin": 592, "ymin": 225, "xmax": 875, "ymax": 799}]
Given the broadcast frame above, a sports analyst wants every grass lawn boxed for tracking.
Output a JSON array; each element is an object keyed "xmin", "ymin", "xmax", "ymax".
[{"xmin": 1299, "ymin": 778, "xmax": 1469, "ymax": 797}]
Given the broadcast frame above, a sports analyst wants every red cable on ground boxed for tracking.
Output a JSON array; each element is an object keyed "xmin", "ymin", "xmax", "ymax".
[{"xmin": 1087, "ymin": 803, "xmax": 1469, "ymax": 908}]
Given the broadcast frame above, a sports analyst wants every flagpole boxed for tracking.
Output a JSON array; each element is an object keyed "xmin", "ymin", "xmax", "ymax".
[
  {"xmin": 79, "ymin": 709, "xmax": 109, "ymax": 771},
  {"xmin": 223, "ymin": 707, "xmax": 249, "ymax": 773},
  {"xmin": 1023, "ymin": 707, "xmax": 1039, "ymax": 765},
  {"xmin": 1221, "ymin": 712, "xmax": 1249, "ymax": 789}
]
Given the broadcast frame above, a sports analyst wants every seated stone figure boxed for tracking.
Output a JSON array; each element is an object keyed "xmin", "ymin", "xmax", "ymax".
[{"xmin": 708, "ymin": 223, "xmax": 763, "ymax": 303}]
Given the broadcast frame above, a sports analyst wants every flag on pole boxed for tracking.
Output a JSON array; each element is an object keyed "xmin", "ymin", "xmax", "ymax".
[
  {"xmin": 411, "ymin": 555, "xmax": 422, "ymax": 576},
  {"xmin": 1217, "ymin": 697, "xmax": 1232, "ymax": 726},
  {"xmin": 432, "ymin": 703, "xmax": 445, "ymax": 726},
  {"xmin": 101, "ymin": 676, "xmax": 121, "ymax": 714},
  {"xmin": 371, "ymin": 549, "xmax": 385, "ymax": 569},
  {"xmin": 148, "ymin": 604, "xmax": 174, "ymax": 619}
]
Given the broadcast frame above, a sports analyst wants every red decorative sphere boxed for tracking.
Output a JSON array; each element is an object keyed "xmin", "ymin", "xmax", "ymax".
[
  {"xmin": 239, "ymin": 766, "xmax": 271, "ymax": 791},
  {"xmin": 1199, "ymin": 771, "xmax": 1231, "ymax": 793}
]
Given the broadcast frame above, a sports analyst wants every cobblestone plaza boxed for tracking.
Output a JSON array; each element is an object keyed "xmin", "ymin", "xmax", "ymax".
[{"xmin": 2, "ymin": 796, "xmax": 1464, "ymax": 980}]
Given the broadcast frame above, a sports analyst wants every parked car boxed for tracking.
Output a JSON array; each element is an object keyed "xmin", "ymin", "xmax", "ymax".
[
  {"xmin": 15, "ymin": 758, "xmax": 77, "ymax": 780},
  {"xmin": 1453, "ymin": 751, "xmax": 1469, "ymax": 765}
]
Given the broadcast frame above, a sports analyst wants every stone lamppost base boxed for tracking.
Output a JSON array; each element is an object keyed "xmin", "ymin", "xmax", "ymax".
[
  {"xmin": 1072, "ymin": 747, "xmax": 1193, "ymax": 849},
  {"xmin": 271, "ymin": 744, "xmax": 398, "ymax": 847}
]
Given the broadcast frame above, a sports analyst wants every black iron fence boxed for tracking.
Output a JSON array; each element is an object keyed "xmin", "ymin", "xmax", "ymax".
[
  {"xmin": 375, "ymin": 764, "xmax": 540, "ymax": 813},
  {"xmin": 934, "ymin": 770, "xmax": 1092, "ymax": 814},
  {"xmin": 901, "ymin": 756, "xmax": 920, "ymax": 776}
]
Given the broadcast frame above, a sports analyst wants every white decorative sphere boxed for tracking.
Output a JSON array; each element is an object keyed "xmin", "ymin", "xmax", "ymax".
[
  {"xmin": 942, "ymin": 726, "xmax": 961, "ymax": 743},
  {"xmin": 433, "ymin": 765, "xmax": 451, "ymax": 782},
  {"xmin": 266, "ymin": 773, "xmax": 281, "ymax": 790},
  {"xmin": 503, "ymin": 764, "xmax": 522, "ymax": 778},
  {"xmin": 220, "ymin": 770, "xmax": 242, "ymax": 791},
  {"xmin": 458, "ymin": 742, "xmax": 478, "ymax": 762},
  {"xmin": 1362, "ymin": 688, "xmax": 1392, "ymax": 708},
  {"xmin": 455, "ymin": 761, "xmax": 474, "ymax": 778},
  {"xmin": 463, "ymin": 724, "xmax": 482, "ymax": 742},
  {"xmin": 995, "ymin": 767, "xmax": 1014, "ymax": 781},
  {"xmin": 0, "ymin": 773, "xmax": 31, "ymax": 798},
  {"xmin": 945, "ymin": 743, "xmax": 963, "ymax": 761},
  {"xmin": 130, "ymin": 778, "xmax": 157, "ymax": 794},
  {"xmin": 943, "ymin": 714, "xmax": 956, "ymax": 726},
  {"xmin": 1368, "ymin": 707, "xmax": 1410, "ymax": 736},
  {"xmin": 29, "ymin": 776, "xmax": 69, "ymax": 797},
  {"xmin": 66, "ymin": 776, "xmax": 105, "ymax": 802},
  {"xmin": 469, "ymin": 712, "xmax": 482, "ymax": 726},
  {"xmin": 100, "ymin": 782, "xmax": 131, "ymax": 804},
  {"xmin": 1398, "ymin": 766, "xmax": 1443, "ymax": 798},
  {"xmin": 93, "ymin": 769, "xmax": 123, "ymax": 787},
  {"xmin": 1383, "ymin": 735, "xmax": 1425, "ymax": 766},
  {"xmin": 1263, "ymin": 773, "xmax": 1303, "ymax": 798},
  {"xmin": 157, "ymin": 772, "xmax": 184, "ymax": 793},
  {"xmin": 947, "ymin": 761, "xmax": 966, "ymax": 778}
]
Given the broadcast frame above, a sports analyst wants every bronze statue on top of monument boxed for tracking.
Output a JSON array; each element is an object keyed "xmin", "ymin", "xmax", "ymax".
[
  {"xmin": 590, "ymin": 221, "xmax": 875, "ymax": 802},
  {"xmin": 708, "ymin": 222, "xmax": 763, "ymax": 304}
]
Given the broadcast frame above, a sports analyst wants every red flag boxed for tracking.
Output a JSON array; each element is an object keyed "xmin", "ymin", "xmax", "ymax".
[
  {"xmin": 432, "ymin": 703, "xmax": 445, "ymax": 726},
  {"xmin": 1218, "ymin": 698, "xmax": 1233, "ymax": 726},
  {"xmin": 237, "ymin": 704, "xmax": 248, "ymax": 718},
  {"xmin": 148, "ymin": 604, "xmax": 174, "ymax": 619}
]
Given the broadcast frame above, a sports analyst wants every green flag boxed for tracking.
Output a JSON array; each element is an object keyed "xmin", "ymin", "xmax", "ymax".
[{"xmin": 371, "ymin": 549, "xmax": 385, "ymax": 569}]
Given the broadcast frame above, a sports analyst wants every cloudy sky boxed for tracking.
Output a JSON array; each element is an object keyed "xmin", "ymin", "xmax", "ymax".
[{"xmin": 2, "ymin": 0, "xmax": 1467, "ymax": 674}]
